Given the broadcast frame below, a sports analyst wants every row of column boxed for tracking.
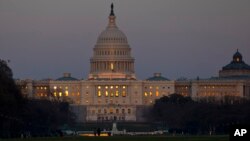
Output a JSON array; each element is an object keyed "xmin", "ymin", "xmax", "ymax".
[{"xmin": 91, "ymin": 61, "xmax": 134, "ymax": 73}]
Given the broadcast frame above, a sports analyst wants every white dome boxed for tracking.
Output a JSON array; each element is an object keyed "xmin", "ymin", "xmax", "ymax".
[{"xmin": 97, "ymin": 28, "xmax": 128, "ymax": 44}]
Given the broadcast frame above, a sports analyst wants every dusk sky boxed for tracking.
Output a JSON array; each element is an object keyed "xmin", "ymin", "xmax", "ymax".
[{"xmin": 1, "ymin": 0, "xmax": 250, "ymax": 80}]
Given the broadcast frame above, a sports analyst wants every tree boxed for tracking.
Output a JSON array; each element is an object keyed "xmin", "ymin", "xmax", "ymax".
[{"xmin": 0, "ymin": 59, "xmax": 24, "ymax": 138}]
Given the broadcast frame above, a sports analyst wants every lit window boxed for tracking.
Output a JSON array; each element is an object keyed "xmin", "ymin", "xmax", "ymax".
[
  {"xmin": 116, "ymin": 86, "xmax": 119, "ymax": 89},
  {"xmin": 53, "ymin": 86, "xmax": 57, "ymax": 90},
  {"xmin": 54, "ymin": 92, "xmax": 56, "ymax": 96},
  {"xmin": 150, "ymin": 92, "xmax": 152, "ymax": 96},
  {"xmin": 110, "ymin": 92, "xmax": 114, "ymax": 97},
  {"xmin": 105, "ymin": 91, "xmax": 108, "ymax": 96},
  {"xmin": 105, "ymin": 86, "xmax": 108, "ymax": 89},
  {"xmin": 65, "ymin": 90, "xmax": 69, "ymax": 96},
  {"xmin": 77, "ymin": 92, "xmax": 80, "ymax": 96},
  {"xmin": 98, "ymin": 91, "xmax": 101, "ymax": 97},
  {"xmin": 115, "ymin": 91, "xmax": 119, "ymax": 97},
  {"xmin": 59, "ymin": 92, "xmax": 62, "ymax": 97},
  {"xmin": 150, "ymin": 86, "xmax": 152, "ymax": 89},
  {"xmin": 65, "ymin": 86, "xmax": 68, "ymax": 89},
  {"xmin": 156, "ymin": 91, "xmax": 159, "ymax": 97},
  {"xmin": 144, "ymin": 92, "xmax": 148, "ymax": 97},
  {"xmin": 156, "ymin": 86, "xmax": 159, "ymax": 89},
  {"xmin": 44, "ymin": 87, "xmax": 47, "ymax": 90},
  {"xmin": 41, "ymin": 87, "xmax": 43, "ymax": 90},
  {"xmin": 111, "ymin": 63, "xmax": 114, "ymax": 70},
  {"xmin": 98, "ymin": 86, "xmax": 101, "ymax": 89},
  {"xmin": 122, "ymin": 91, "xmax": 126, "ymax": 97},
  {"xmin": 123, "ymin": 86, "xmax": 126, "ymax": 89},
  {"xmin": 110, "ymin": 86, "xmax": 113, "ymax": 89}
]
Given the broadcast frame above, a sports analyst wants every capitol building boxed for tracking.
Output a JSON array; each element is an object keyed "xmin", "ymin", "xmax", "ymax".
[{"xmin": 16, "ymin": 4, "xmax": 250, "ymax": 122}]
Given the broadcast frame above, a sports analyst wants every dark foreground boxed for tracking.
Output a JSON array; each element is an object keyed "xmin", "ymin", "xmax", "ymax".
[{"xmin": 0, "ymin": 135, "xmax": 229, "ymax": 141}]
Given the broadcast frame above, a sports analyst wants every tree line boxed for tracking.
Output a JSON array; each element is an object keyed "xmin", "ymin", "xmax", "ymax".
[
  {"xmin": 149, "ymin": 94, "xmax": 250, "ymax": 135},
  {"xmin": 0, "ymin": 60, "xmax": 75, "ymax": 138}
]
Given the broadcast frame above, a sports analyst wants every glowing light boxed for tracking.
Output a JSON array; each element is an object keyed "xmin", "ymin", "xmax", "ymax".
[
  {"xmin": 156, "ymin": 91, "xmax": 159, "ymax": 97},
  {"xmin": 59, "ymin": 92, "xmax": 62, "ymax": 97},
  {"xmin": 115, "ymin": 91, "xmax": 119, "ymax": 97},
  {"xmin": 65, "ymin": 90, "xmax": 69, "ymax": 96},
  {"xmin": 98, "ymin": 91, "xmax": 101, "ymax": 97},
  {"xmin": 111, "ymin": 63, "xmax": 114, "ymax": 70}
]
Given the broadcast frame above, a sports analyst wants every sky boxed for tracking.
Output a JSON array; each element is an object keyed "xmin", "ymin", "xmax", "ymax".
[{"xmin": 0, "ymin": 0, "xmax": 250, "ymax": 80}]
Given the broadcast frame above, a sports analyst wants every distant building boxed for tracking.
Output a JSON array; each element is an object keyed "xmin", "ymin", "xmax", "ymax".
[
  {"xmin": 176, "ymin": 50, "xmax": 250, "ymax": 102},
  {"xmin": 16, "ymin": 4, "xmax": 250, "ymax": 122}
]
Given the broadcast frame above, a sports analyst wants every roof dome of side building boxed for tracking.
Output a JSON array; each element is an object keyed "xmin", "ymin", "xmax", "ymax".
[
  {"xmin": 56, "ymin": 73, "xmax": 78, "ymax": 81},
  {"xmin": 146, "ymin": 73, "xmax": 170, "ymax": 81},
  {"xmin": 219, "ymin": 50, "xmax": 250, "ymax": 77}
]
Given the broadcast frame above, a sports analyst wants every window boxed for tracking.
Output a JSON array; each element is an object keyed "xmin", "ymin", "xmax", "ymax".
[
  {"xmin": 115, "ymin": 91, "xmax": 119, "ymax": 97},
  {"xmin": 156, "ymin": 91, "xmax": 159, "ymax": 97},
  {"xmin": 59, "ymin": 92, "xmax": 62, "ymax": 97},
  {"xmin": 128, "ymin": 109, "xmax": 131, "ymax": 114},
  {"xmin": 110, "ymin": 108, "xmax": 113, "ymax": 114},
  {"xmin": 105, "ymin": 91, "xmax": 108, "ymax": 97},
  {"xmin": 98, "ymin": 91, "xmax": 101, "ymax": 97},
  {"xmin": 65, "ymin": 90, "xmax": 69, "ymax": 96},
  {"xmin": 122, "ymin": 109, "xmax": 125, "ymax": 114},
  {"xmin": 122, "ymin": 91, "xmax": 126, "ymax": 97},
  {"xmin": 144, "ymin": 92, "xmax": 148, "ymax": 97},
  {"xmin": 116, "ymin": 109, "xmax": 119, "ymax": 114}
]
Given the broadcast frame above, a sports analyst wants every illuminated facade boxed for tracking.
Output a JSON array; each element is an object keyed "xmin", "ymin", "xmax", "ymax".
[{"xmin": 16, "ymin": 4, "xmax": 250, "ymax": 122}]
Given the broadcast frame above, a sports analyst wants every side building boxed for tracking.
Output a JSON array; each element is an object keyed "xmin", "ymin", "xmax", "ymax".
[{"xmin": 176, "ymin": 50, "xmax": 250, "ymax": 102}]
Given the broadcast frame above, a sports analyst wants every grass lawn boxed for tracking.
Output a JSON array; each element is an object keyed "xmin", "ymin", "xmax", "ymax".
[{"xmin": 0, "ymin": 135, "xmax": 229, "ymax": 141}]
